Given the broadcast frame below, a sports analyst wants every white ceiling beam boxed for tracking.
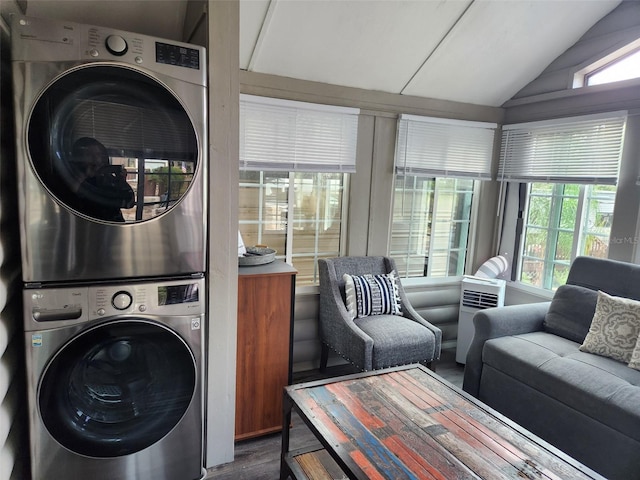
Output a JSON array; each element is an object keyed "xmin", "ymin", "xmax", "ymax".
[
  {"xmin": 400, "ymin": 0, "xmax": 475, "ymax": 95},
  {"xmin": 246, "ymin": 0, "xmax": 277, "ymax": 72}
]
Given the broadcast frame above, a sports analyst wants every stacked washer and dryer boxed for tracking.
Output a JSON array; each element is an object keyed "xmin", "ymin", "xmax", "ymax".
[{"xmin": 11, "ymin": 15, "xmax": 207, "ymax": 480}]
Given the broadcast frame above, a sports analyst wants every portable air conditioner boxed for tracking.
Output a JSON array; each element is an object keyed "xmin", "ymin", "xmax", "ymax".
[{"xmin": 456, "ymin": 276, "xmax": 506, "ymax": 364}]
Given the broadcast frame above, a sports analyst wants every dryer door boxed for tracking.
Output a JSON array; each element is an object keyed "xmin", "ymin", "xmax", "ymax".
[
  {"xmin": 38, "ymin": 320, "xmax": 196, "ymax": 457},
  {"xmin": 28, "ymin": 64, "xmax": 199, "ymax": 223}
]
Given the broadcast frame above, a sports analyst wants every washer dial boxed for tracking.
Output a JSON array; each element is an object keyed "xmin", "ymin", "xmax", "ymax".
[
  {"xmin": 105, "ymin": 35, "xmax": 128, "ymax": 56},
  {"xmin": 112, "ymin": 291, "xmax": 133, "ymax": 310}
]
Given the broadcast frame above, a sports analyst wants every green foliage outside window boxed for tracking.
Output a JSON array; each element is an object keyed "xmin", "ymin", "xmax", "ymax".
[{"xmin": 521, "ymin": 183, "xmax": 616, "ymax": 290}]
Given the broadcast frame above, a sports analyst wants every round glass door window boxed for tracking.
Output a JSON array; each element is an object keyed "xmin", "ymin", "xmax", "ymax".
[
  {"xmin": 28, "ymin": 65, "xmax": 199, "ymax": 223},
  {"xmin": 38, "ymin": 320, "xmax": 196, "ymax": 457}
]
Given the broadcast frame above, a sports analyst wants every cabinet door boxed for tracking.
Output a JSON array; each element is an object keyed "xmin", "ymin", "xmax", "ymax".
[{"xmin": 236, "ymin": 273, "xmax": 293, "ymax": 440}]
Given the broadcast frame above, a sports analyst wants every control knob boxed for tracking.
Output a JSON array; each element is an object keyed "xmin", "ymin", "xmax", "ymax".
[
  {"xmin": 105, "ymin": 35, "xmax": 128, "ymax": 56},
  {"xmin": 112, "ymin": 291, "xmax": 133, "ymax": 310}
]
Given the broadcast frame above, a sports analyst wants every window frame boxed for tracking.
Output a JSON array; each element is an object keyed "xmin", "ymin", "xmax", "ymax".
[
  {"xmin": 390, "ymin": 175, "xmax": 477, "ymax": 279},
  {"xmin": 392, "ymin": 114, "xmax": 496, "ymax": 280},
  {"xmin": 238, "ymin": 95, "xmax": 359, "ymax": 287},
  {"xmin": 238, "ymin": 170, "xmax": 350, "ymax": 286},
  {"xmin": 517, "ymin": 182, "xmax": 618, "ymax": 290},
  {"xmin": 585, "ymin": 47, "xmax": 640, "ymax": 87},
  {"xmin": 573, "ymin": 38, "xmax": 640, "ymax": 88}
]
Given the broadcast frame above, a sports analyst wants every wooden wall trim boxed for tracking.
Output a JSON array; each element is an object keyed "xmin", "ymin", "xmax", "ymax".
[
  {"xmin": 240, "ymin": 70, "xmax": 505, "ymax": 123},
  {"xmin": 504, "ymin": 82, "xmax": 640, "ymax": 124},
  {"xmin": 205, "ymin": 0, "xmax": 239, "ymax": 469}
]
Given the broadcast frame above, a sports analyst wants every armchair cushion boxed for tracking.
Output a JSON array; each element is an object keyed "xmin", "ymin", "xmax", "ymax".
[
  {"xmin": 343, "ymin": 271, "xmax": 401, "ymax": 319},
  {"xmin": 354, "ymin": 314, "xmax": 436, "ymax": 369}
]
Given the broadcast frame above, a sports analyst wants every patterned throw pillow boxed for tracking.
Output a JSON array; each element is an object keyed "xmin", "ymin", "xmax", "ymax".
[
  {"xmin": 579, "ymin": 290, "xmax": 640, "ymax": 364},
  {"xmin": 343, "ymin": 271, "xmax": 402, "ymax": 319},
  {"xmin": 629, "ymin": 335, "xmax": 640, "ymax": 371}
]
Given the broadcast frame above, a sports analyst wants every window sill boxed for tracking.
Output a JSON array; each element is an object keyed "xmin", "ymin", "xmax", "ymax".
[
  {"xmin": 505, "ymin": 281, "xmax": 554, "ymax": 304},
  {"xmin": 400, "ymin": 275, "xmax": 463, "ymax": 288},
  {"xmin": 295, "ymin": 275, "xmax": 464, "ymax": 297}
]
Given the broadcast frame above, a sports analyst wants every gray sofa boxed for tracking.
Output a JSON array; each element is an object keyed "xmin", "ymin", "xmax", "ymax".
[{"xmin": 463, "ymin": 256, "xmax": 640, "ymax": 480}]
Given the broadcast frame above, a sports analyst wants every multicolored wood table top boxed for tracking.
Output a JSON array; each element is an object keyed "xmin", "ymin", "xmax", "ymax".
[{"xmin": 281, "ymin": 365, "xmax": 604, "ymax": 480}]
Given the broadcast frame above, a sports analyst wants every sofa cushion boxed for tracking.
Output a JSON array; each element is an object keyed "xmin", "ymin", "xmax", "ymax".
[
  {"xmin": 579, "ymin": 290, "xmax": 640, "ymax": 363},
  {"xmin": 482, "ymin": 331, "xmax": 640, "ymax": 443},
  {"xmin": 567, "ymin": 256, "xmax": 640, "ymax": 302},
  {"xmin": 343, "ymin": 272, "xmax": 401, "ymax": 319},
  {"xmin": 543, "ymin": 284, "xmax": 598, "ymax": 343}
]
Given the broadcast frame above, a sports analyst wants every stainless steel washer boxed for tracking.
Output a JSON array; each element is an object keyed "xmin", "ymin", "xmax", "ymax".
[
  {"xmin": 12, "ymin": 15, "xmax": 207, "ymax": 284},
  {"xmin": 23, "ymin": 277, "xmax": 205, "ymax": 480}
]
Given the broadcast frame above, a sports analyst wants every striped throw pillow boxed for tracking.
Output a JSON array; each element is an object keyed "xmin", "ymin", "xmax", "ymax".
[{"xmin": 343, "ymin": 271, "xmax": 402, "ymax": 319}]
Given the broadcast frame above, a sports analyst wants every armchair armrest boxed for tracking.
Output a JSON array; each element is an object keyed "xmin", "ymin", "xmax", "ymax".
[
  {"xmin": 462, "ymin": 302, "xmax": 550, "ymax": 397},
  {"xmin": 320, "ymin": 281, "xmax": 375, "ymax": 369},
  {"xmin": 318, "ymin": 259, "xmax": 376, "ymax": 369}
]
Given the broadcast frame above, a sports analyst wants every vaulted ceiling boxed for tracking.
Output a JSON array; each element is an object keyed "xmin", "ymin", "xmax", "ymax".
[{"xmin": 14, "ymin": 0, "xmax": 622, "ymax": 107}]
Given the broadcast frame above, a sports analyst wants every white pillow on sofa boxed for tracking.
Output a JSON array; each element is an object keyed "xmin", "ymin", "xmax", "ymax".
[{"xmin": 579, "ymin": 290, "xmax": 640, "ymax": 364}]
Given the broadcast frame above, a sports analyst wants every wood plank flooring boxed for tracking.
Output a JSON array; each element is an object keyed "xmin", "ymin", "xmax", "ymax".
[{"xmin": 205, "ymin": 349, "xmax": 464, "ymax": 480}]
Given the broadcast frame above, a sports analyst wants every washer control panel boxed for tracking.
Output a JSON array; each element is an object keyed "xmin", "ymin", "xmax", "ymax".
[
  {"xmin": 24, "ymin": 277, "xmax": 204, "ymax": 330},
  {"xmin": 92, "ymin": 285, "xmax": 143, "ymax": 316}
]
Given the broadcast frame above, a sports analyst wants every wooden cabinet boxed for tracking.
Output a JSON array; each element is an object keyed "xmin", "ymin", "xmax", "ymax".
[{"xmin": 236, "ymin": 260, "xmax": 297, "ymax": 441}]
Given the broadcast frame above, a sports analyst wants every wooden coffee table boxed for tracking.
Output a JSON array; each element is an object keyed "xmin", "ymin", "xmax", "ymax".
[{"xmin": 280, "ymin": 364, "xmax": 604, "ymax": 480}]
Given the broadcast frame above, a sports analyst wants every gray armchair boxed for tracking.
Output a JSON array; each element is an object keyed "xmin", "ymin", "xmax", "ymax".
[{"xmin": 318, "ymin": 256, "xmax": 442, "ymax": 372}]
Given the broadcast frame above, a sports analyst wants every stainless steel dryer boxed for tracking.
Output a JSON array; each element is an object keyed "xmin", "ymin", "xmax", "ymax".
[
  {"xmin": 24, "ymin": 277, "xmax": 205, "ymax": 480},
  {"xmin": 11, "ymin": 15, "xmax": 207, "ymax": 284}
]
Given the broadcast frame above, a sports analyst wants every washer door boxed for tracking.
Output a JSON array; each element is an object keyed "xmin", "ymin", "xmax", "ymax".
[
  {"xmin": 38, "ymin": 320, "xmax": 196, "ymax": 458},
  {"xmin": 28, "ymin": 64, "xmax": 198, "ymax": 223}
]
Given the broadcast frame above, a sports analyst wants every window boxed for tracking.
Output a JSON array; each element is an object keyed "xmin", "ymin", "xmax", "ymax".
[
  {"xmin": 239, "ymin": 95, "xmax": 358, "ymax": 286},
  {"xmin": 391, "ymin": 114, "xmax": 496, "ymax": 278},
  {"xmin": 573, "ymin": 38, "xmax": 640, "ymax": 88},
  {"xmin": 500, "ymin": 112, "xmax": 627, "ymax": 290},
  {"xmin": 239, "ymin": 171, "xmax": 347, "ymax": 285},
  {"xmin": 587, "ymin": 48, "xmax": 640, "ymax": 86},
  {"xmin": 391, "ymin": 176, "xmax": 474, "ymax": 277},
  {"xmin": 520, "ymin": 183, "xmax": 616, "ymax": 289}
]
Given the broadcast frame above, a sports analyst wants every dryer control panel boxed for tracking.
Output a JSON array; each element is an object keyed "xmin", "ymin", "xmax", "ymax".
[
  {"xmin": 11, "ymin": 15, "xmax": 206, "ymax": 86},
  {"xmin": 24, "ymin": 277, "xmax": 205, "ymax": 331}
]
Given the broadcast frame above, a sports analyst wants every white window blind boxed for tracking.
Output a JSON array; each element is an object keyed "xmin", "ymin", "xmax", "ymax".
[
  {"xmin": 499, "ymin": 112, "xmax": 627, "ymax": 185},
  {"xmin": 395, "ymin": 114, "xmax": 497, "ymax": 179},
  {"xmin": 239, "ymin": 94, "xmax": 359, "ymax": 173}
]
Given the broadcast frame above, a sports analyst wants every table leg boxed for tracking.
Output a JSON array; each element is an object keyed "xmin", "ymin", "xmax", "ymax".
[{"xmin": 280, "ymin": 391, "xmax": 294, "ymax": 480}]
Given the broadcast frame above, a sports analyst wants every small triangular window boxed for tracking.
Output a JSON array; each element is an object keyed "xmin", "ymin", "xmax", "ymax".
[{"xmin": 586, "ymin": 49, "xmax": 640, "ymax": 86}]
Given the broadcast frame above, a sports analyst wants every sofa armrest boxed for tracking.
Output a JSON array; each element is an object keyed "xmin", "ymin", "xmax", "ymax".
[{"xmin": 462, "ymin": 301, "xmax": 551, "ymax": 397}]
